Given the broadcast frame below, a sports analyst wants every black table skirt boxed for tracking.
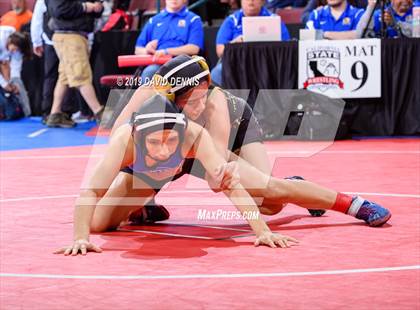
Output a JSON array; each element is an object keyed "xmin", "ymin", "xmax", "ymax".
[{"xmin": 222, "ymin": 39, "xmax": 420, "ymax": 137}]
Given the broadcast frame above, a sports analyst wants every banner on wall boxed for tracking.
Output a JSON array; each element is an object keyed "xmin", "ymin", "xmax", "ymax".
[{"xmin": 298, "ymin": 39, "xmax": 381, "ymax": 98}]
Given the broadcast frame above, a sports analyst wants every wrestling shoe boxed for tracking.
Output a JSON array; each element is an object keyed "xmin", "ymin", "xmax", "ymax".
[
  {"xmin": 129, "ymin": 202, "xmax": 170, "ymax": 224},
  {"xmin": 354, "ymin": 199, "xmax": 391, "ymax": 227},
  {"xmin": 285, "ymin": 175, "xmax": 326, "ymax": 217}
]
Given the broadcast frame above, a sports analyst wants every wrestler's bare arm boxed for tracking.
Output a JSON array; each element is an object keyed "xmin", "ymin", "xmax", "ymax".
[
  {"xmin": 204, "ymin": 87, "xmax": 231, "ymax": 159},
  {"xmin": 184, "ymin": 122, "xmax": 298, "ymax": 248}
]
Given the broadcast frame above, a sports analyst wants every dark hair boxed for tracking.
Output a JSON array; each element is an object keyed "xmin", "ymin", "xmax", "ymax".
[
  {"xmin": 131, "ymin": 94, "xmax": 187, "ymax": 157},
  {"xmin": 113, "ymin": 0, "xmax": 130, "ymax": 11},
  {"xmin": 155, "ymin": 55, "xmax": 210, "ymax": 97},
  {"xmin": 8, "ymin": 32, "xmax": 32, "ymax": 60}
]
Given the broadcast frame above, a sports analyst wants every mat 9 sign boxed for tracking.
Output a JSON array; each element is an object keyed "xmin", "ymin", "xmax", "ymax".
[{"xmin": 298, "ymin": 39, "xmax": 381, "ymax": 98}]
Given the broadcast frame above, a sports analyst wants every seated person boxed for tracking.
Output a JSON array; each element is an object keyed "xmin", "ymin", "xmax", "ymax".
[
  {"xmin": 0, "ymin": 0, "xmax": 33, "ymax": 31},
  {"xmin": 0, "ymin": 25, "xmax": 31, "ymax": 116},
  {"xmin": 356, "ymin": 0, "xmax": 414, "ymax": 38},
  {"xmin": 302, "ymin": 0, "xmax": 367, "ymax": 24},
  {"xmin": 305, "ymin": 0, "xmax": 364, "ymax": 39},
  {"xmin": 211, "ymin": 0, "xmax": 291, "ymax": 86},
  {"xmin": 134, "ymin": 0, "xmax": 204, "ymax": 84}
]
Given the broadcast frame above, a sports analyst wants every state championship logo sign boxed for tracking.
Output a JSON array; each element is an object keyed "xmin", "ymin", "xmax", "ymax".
[{"xmin": 303, "ymin": 46, "xmax": 344, "ymax": 92}]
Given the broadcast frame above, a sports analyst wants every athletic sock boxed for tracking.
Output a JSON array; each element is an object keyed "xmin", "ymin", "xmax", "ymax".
[
  {"xmin": 331, "ymin": 193, "xmax": 365, "ymax": 216},
  {"xmin": 346, "ymin": 196, "xmax": 366, "ymax": 217}
]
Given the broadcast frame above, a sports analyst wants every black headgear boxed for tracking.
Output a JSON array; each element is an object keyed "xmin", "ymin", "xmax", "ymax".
[
  {"xmin": 152, "ymin": 55, "xmax": 211, "ymax": 100},
  {"xmin": 130, "ymin": 94, "xmax": 187, "ymax": 161}
]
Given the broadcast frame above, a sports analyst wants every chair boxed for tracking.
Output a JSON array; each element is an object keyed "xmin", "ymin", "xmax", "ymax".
[
  {"xmin": 126, "ymin": 0, "xmax": 165, "ymax": 30},
  {"xmin": 128, "ymin": 0, "xmax": 154, "ymax": 11},
  {"xmin": 276, "ymin": 8, "xmax": 305, "ymax": 24},
  {"xmin": 135, "ymin": 0, "xmax": 166, "ymax": 28}
]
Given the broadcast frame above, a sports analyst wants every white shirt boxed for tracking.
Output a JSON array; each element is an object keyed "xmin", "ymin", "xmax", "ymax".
[
  {"xmin": 0, "ymin": 26, "xmax": 23, "ymax": 88},
  {"xmin": 31, "ymin": 0, "xmax": 53, "ymax": 47}
]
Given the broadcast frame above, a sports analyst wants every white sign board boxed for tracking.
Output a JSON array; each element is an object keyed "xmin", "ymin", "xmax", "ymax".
[{"xmin": 298, "ymin": 39, "xmax": 381, "ymax": 98}]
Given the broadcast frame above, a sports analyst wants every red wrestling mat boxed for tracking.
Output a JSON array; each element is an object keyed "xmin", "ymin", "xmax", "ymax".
[
  {"xmin": 85, "ymin": 126, "xmax": 111, "ymax": 137},
  {"xmin": 1, "ymin": 139, "xmax": 419, "ymax": 309}
]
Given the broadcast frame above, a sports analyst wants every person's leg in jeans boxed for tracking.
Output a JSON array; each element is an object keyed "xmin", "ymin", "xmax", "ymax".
[
  {"xmin": 10, "ymin": 77, "xmax": 31, "ymax": 116},
  {"xmin": 140, "ymin": 64, "xmax": 161, "ymax": 84},
  {"xmin": 210, "ymin": 61, "xmax": 223, "ymax": 86},
  {"xmin": 0, "ymin": 60, "xmax": 30, "ymax": 116}
]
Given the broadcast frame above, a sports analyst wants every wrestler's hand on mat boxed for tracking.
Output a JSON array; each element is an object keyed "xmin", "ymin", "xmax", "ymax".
[
  {"xmin": 254, "ymin": 232, "xmax": 299, "ymax": 249},
  {"xmin": 54, "ymin": 239, "xmax": 102, "ymax": 256},
  {"xmin": 209, "ymin": 162, "xmax": 240, "ymax": 192}
]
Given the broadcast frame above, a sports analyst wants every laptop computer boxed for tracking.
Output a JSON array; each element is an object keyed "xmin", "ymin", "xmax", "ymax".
[{"xmin": 242, "ymin": 16, "xmax": 281, "ymax": 42}]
